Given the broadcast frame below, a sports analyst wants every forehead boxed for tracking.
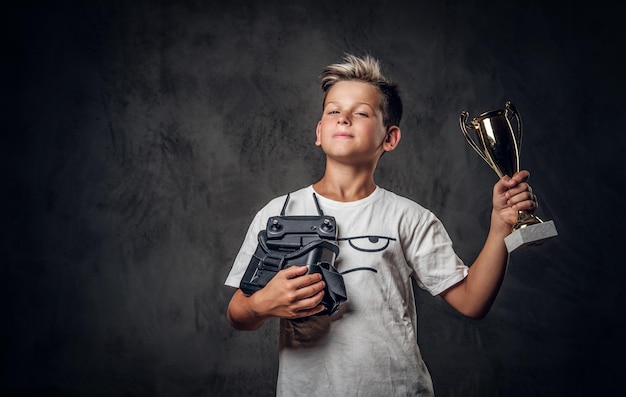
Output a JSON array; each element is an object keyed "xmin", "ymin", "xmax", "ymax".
[{"xmin": 324, "ymin": 80, "xmax": 382, "ymax": 108}]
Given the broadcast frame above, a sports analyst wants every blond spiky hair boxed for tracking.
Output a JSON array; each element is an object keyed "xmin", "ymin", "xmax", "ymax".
[
  {"xmin": 319, "ymin": 53, "xmax": 403, "ymax": 128},
  {"xmin": 320, "ymin": 54, "xmax": 385, "ymax": 92}
]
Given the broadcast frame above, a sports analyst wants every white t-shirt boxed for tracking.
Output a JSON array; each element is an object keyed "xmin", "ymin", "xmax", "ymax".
[{"xmin": 225, "ymin": 186, "xmax": 468, "ymax": 396}]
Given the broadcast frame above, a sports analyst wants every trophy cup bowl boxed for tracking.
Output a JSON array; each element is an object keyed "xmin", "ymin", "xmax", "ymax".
[{"xmin": 459, "ymin": 101, "xmax": 557, "ymax": 253}]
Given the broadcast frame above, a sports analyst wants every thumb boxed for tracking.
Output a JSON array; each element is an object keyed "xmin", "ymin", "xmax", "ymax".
[{"xmin": 494, "ymin": 175, "xmax": 513, "ymax": 195}]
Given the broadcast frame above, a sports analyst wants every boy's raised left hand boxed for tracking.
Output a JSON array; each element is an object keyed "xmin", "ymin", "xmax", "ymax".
[{"xmin": 491, "ymin": 170, "xmax": 538, "ymax": 233}]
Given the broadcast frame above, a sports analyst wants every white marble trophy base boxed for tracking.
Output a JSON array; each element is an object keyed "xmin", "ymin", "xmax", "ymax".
[{"xmin": 504, "ymin": 220, "xmax": 558, "ymax": 253}]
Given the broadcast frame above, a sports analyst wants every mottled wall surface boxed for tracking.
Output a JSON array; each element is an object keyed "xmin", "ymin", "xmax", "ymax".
[{"xmin": 2, "ymin": 1, "xmax": 624, "ymax": 396}]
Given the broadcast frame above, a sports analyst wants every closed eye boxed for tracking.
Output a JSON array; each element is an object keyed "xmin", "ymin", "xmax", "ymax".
[{"xmin": 338, "ymin": 235, "xmax": 395, "ymax": 252}]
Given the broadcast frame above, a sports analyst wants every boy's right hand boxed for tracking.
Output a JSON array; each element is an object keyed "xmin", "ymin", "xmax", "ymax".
[{"xmin": 253, "ymin": 265, "xmax": 326, "ymax": 319}]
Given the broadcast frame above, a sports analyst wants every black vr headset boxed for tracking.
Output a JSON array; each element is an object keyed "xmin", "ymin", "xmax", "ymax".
[{"xmin": 239, "ymin": 193, "xmax": 347, "ymax": 315}]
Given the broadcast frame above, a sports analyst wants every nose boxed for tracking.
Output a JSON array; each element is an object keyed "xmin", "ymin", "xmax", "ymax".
[{"xmin": 337, "ymin": 113, "xmax": 350, "ymax": 125}]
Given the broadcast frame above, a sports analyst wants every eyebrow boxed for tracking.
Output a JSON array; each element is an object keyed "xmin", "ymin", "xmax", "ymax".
[{"xmin": 324, "ymin": 101, "xmax": 376, "ymax": 109}]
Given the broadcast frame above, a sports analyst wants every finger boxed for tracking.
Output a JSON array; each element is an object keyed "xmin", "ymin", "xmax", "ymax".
[
  {"xmin": 507, "ymin": 188, "xmax": 533, "ymax": 204},
  {"xmin": 503, "ymin": 171, "xmax": 530, "ymax": 190},
  {"xmin": 280, "ymin": 265, "xmax": 310, "ymax": 279},
  {"xmin": 291, "ymin": 273, "xmax": 324, "ymax": 290},
  {"xmin": 513, "ymin": 170, "xmax": 530, "ymax": 183},
  {"xmin": 294, "ymin": 279, "xmax": 326, "ymax": 299},
  {"xmin": 505, "ymin": 182, "xmax": 532, "ymax": 199},
  {"xmin": 290, "ymin": 305, "xmax": 326, "ymax": 319},
  {"xmin": 291, "ymin": 292, "xmax": 326, "ymax": 318},
  {"xmin": 297, "ymin": 304, "xmax": 327, "ymax": 318},
  {"xmin": 509, "ymin": 192, "xmax": 538, "ymax": 210}
]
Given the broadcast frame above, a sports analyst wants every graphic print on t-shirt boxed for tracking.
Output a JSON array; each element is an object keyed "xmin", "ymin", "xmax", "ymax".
[{"xmin": 337, "ymin": 234, "xmax": 397, "ymax": 274}]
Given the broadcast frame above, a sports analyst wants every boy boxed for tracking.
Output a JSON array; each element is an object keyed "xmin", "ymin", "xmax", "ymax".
[{"xmin": 225, "ymin": 54, "xmax": 538, "ymax": 396}]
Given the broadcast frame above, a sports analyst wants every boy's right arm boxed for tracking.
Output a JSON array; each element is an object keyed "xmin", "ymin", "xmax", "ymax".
[{"xmin": 226, "ymin": 265, "xmax": 327, "ymax": 330}]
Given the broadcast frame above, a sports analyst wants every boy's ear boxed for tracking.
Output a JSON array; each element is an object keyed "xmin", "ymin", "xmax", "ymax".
[
  {"xmin": 315, "ymin": 121, "xmax": 322, "ymax": 146},
  {"xmin": 383, "ymin": 126, "xmax": 401, "ymax": 152}
]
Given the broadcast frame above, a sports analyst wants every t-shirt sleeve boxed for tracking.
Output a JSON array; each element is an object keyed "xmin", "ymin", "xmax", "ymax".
[
  {"xmin": 405, "ymin": 210, "xmax": 468, "ymax": 296},
  {"xmin": 224, "ymin": 195, "xmax": 289, "ymax": 288},
  {"xmin": 224, "ymin": 210, "xmax": 266, "ymax": 288}
]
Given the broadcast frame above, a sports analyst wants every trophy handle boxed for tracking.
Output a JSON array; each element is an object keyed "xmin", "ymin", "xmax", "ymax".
[
  {"xmin": 459, "ymin": 111, "xmax": 490, "ymax": 164},
  {"xmin": 504, "ymin": 101, "xmax": 523, "ymax": 158}
]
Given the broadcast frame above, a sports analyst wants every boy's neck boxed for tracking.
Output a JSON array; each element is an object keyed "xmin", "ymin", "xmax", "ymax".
[{"xmin": 313, "ymin": 162, "xmax": 378, "ymax": 202}]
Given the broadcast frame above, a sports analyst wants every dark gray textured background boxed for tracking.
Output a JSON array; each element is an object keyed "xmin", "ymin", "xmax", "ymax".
[{"xmin": 2, "ymin": 1, "xmax": 624, "ymax": 396}]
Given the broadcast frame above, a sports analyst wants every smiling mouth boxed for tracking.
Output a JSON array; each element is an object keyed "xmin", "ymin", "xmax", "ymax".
[{"xmin": 333, "ymin": 132, "xmax": 353, "ymax": 138}]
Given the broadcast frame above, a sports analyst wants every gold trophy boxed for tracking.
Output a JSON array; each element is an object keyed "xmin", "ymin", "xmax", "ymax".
[{"xmin": 460, "ymin": 101, "xmax": 557, "ymax": 253}]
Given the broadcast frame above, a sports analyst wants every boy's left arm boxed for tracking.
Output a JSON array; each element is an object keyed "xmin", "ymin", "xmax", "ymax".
[{"xmin": 439, "ymin": 170, "xmax": 537, "ymax": 319}]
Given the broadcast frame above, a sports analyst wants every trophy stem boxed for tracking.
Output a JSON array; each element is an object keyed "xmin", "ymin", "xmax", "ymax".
[{"xmin": 513, "ymin": 210, "xmax": 543, "ymax": 230}]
